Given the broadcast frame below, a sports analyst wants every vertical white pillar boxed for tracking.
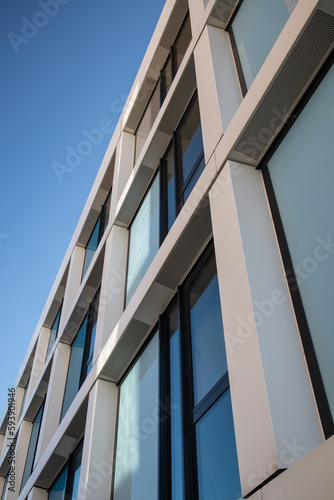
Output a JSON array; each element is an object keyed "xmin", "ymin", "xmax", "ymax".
[
  {"xmin": 60, "ymin": 246, "xmax": 86, "ymax": 325},
  {"xmin": 209, "ymin": 161, "xmax": 323, "ymax": 496},
  {"xmin": 78, "ymin": 380, "xmax": 118, "ymax": 500},
  {"xmin": 26, "ymin": 328, "xmax": 49, "ymax": 403},
  {"xmin": 194, "ymin": 25, "xmax": 242, "ymax": 161},
  {"xmin": 110, "ymin": 132, "xmax": 135, "ymax": 222},
  {"xmin": 188, "ymin": 0, "xmax": 205, "ymax": 38},
  {"xmin": 35, "ymin": 343, "xmax": 71, "ymax": 460},
  {"xmin": 0, "ymin": 387, "xmax": 24, "ymax": 463},
  {"xmin": 4, "ymin": 420, "xmax": 32, "ymax": 500},
  {"xmin": 0, "ymin": 477, "xmax": 4, "ymax": 499},
  {"xmin": 94, "ymin": 226, "xmax": 128, "ymax": 356}
]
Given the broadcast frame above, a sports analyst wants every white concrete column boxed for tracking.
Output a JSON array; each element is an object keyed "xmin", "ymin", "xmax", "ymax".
[
  {"xmin": 94, "ymin": 225, "xmax": 128, "ymax": 357},
  {"xmin": 35, "ymin": 343, "xmax": 71, "ymax": 461},
  {"xmin": 26, "ymin": 328, "xmax": 49, "ymax": 403},
  {"xmin": 78, "ymin": 379, "xmax": 118, "ymax": 500},
  {"xmin": 0, "ymin": 434, "xmax": 4, "ymax": 459},
  {"xmin": 27, "ymin": 486, "xmax": 48, "ymax": 500},
  {"xmin": 194, "ymin": 25, "xmax": 242, "ymax": 161},
  {"xmin": 15, "ymin": 387, "xmax": 25, "ymax": 424},
  {"xmin": 0, "ymin": 387, "xmax": 24, "ymax": 462},
  {"xmin": 0, "ymin": 477, "xmax": 4, "ymax": 498},
  {"xmin": 110, "ymin": 132, "xmax": 135, "ymax": 222},
  {"xmin": 188, "ymin": 0, "xmax": 205, "ymax": 38},
  {"xmin": 60, "ymin": 246, "xmax": 86, "ymax": 325},
  {"xmin": 4, "ymin": 420, "xmax": 32, "ymax": 500},
  {"xmin": 209, "ymin": 161, "xmax": 323, "ymax": 496}
]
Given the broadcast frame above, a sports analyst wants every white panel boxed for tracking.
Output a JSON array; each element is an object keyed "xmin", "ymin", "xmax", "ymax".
[
  {"xmin": 60, "ymin": 246, "xmax": 86, "ymax": 324},
  {"xmin": 209, "ymin": 161, "xmax": 277, "ymax": 496},
  {"xmin": 79, "ymin": 380, "xmax": 118, "ymax": 500},
  {"xmin": 262, "ymin": 435, "xmax": 334, "ymax": 500},
  {"xmin": 110, "ymin": 132, "xmax": 135, "ymax": 223},
  {"xmin": 97, "ymin": 226, "xmax": 128, "ymax": 354},
  {"xmin": 194, "ymin": 26, "xmax": 242, "ymax": 162},
  {"xmin": 210, "ymin": 160, "xmax": 324, "ymax": 495}
]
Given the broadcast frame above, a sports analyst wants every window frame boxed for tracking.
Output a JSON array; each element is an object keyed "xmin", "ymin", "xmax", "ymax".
[
  {"xmin": 79, "ymin": 288, "xmax": 100, "ymax": 386},
  {"xmin": 117, "ymin": 240, "xmax": 240, "ymax": 500},
  {"xmin": 160, "ymin": 90, "xmax": 204, "ymax": 242},
  {"xmin": 48, "ymin": 439, "xmax": 83, "ymax": 499},
  {"xmin": 81, "ymin": 188, "xmax": 112, "ymax": 281},
  {"xmin": 259, "ymin": 53, "xmax": 334, "ymax": 438},
  {"xmin": 61, "ymin": 288, "xmax": 100, "ymax": 420},
  {"xmin": 124, "ymin": 170, "xmax": 160, "ymax": 307},
  {"xmin": 134, "ymin": 11, "xmax": 191, "ymax": 164},
  {"xmin": 20, "ymin": 399, "xmax": 45, "ymax": 492},
  {"xmin": 158, "ymin": 240, "xmax": 232, "ymax": 500},
  {"xmin": 46, "ymin": 302, "xmax": 63, "ymax": 359},
  {"xmin": 126, "ymin": 91, "xmax": 205, "ymax": 308}
]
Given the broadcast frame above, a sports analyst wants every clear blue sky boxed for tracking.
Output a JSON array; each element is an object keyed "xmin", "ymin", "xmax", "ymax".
[{"xmin": 0, "ymin": 0, "xmax": 165, "ymax": 416}]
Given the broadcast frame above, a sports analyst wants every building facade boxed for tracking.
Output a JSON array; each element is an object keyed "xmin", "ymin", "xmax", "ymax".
[{"xmin": 1, "ymin": 0, "xmax": 334, "ymax": 498}]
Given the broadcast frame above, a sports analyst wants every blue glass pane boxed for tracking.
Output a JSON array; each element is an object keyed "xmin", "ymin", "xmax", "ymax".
[
  {"xmin": 82, "ymin": 215, "xmax": 101, "ymax": 279},
  {"xmin": 48, "ymin": 466, "xmax": 68, "ymax": 500},
  {"xmin": 61, "ymin": 317, "xmax": 87, "ymax": 420},
  {"xmin": 169, "ymin": 305, "xmax": 184, "ymax": 500},
  {"xmin": 166, "ymin": 146, "xmax": 176, "ymax": 232},
  {"xmin": 183, "ymin": 155, "xmax": 205, "ymax": 202},
  {"xmin": 20, "ymin": 401, "xmax": 44, "ymax": 491},
  {"xmin": 196, "ymin": 390, "xmax": 241, "ymax": 500},
  {"xmin": 67, "ymin": 445, "xmax": 83, "ymax": 500},
  {"xmin": 180, "ymin": 98, "xmax": 204, "ymax": 193},
  {"xmin": 126, "ymin": 174, "xmax": 160, "ymax": 304},
  {"xmin": 268, "ymin": 64, "xmax": 334, "ymax": 418},
  {"xmin": 113, "ymin": 333, "xmax": 159, "ymax": 500},
  {"xmin": 46, "ymin": 307, "xmax": 61, "ymax": 359},
  {"xmin": 232, "ymin": 0, "xmax": 298, "ymax": 88},
  {"xmin": 190, "ymin": 259, "xmax": 227, "ymax": 406}
]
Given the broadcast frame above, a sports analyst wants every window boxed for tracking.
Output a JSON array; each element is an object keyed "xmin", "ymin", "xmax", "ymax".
[
  {"xmin": 126, "ymin": 174, "xmax": 160, "ymax": 304},
  {"xmin": 81, "ymin": 189, "xmax": 111, "ymax": 280},
  {"xmin": 116, "ymin": 243, "xmax": 241, "ymax": 500},
  {"xmin": 230, "ymin": 0, "xmax": 299, "ymax": 92},
  {"xmin": 61, "ymin": 289, "xmax": 100, "ymax": 420},
  {"xmin": 20, "ymin": 400, "xmax": 44, "ymax": 492},
  {"xmin": 134, "ymin": 12, "xmax": 191, "ymax": 163},
  {"xmin": 262, "ymin": 62, "xmax": 334, "ymax": 435},
  {"xmin": 48, "ymin": 440, "xmax": 83, "ymax": 500},
  {"xmin": 161, "ymin": 93, "xmax": 205, "ymax": 235},
  {"xmin": 126, "ymin": 94, "xmax": 204, "ymax": 305},
  {"xmin": 113, "ymin": 333, "xmax": 159, "ymax": 500},
  {"xmin": 46, "ymin": 306, "xmax": 62, "ymax": 359},
  {"xmin": 160, "ymin": 244, "xmax": 241, "ymax": 500}
]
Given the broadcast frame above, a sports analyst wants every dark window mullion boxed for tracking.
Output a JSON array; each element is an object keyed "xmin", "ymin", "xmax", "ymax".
[
  {"xmin": 170, "ymin": 45, "xmax": 177, "ymax": 81},
  {"xmin": 64, "ymin": 440, "xmax": 83, "ymax": 499},
  {"xmin": 192, "ymin": 372, "xmax": 229, "ymax": 425},
  {"xmin": 159, "ymin": 315, "xmax": 171, "ymax": 500},
  {"xmin": 98, "ymin": 205, "xmax": 107, "ymax": 244},
  {"xmin": 79, "ymin": 290, "xmax": 99, "ymax": 386},
  {"xmin": 160, "ymin": 70, "xmax": 166, "ymax": 106},
  {"xmin": 179, "ymin": 150, "xmax": 204, "ymax": 199},
  {"xmin": 159, "ymin": 158, "xmax": 168, "ymax": 244},
  {"xmin": 178, "ymin": 286, "xmax": 198, "ymax": 500},
  {"xmin": 173, "ymin": 131, "xmax": 183, "ymax": 214}
]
